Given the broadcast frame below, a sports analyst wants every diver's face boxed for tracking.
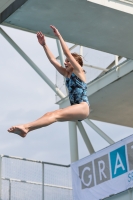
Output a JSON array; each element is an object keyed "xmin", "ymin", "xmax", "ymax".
[{"xmin": 64, "ymin": 58, "xmax": 73, "ymax": 72}]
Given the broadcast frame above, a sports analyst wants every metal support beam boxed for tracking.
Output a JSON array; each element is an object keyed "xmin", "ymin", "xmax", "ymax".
[
  {"xmin": 84, "ymin": 118, "xmax": 115, "ymax": 145},
  {"xmin": 56, "ymin": 38, "xmax": 68, "ymax": 94},
  {"xmin": 56, "ymin": 39, "xmax": 65, "ymax": 67},
  {"xmin": 56, "ymin": 44, "xmax": 77, "ymax": 60},
  {"xmin": 0, "ymin": 27, "xmax": 65, "ymax": 99},
  {"xmin": 77, "ymin": 121, "xmax": 95, "ymax": 154},
  {"xmin": 69, "ymin": 122, "xmax": 79, "ymax": 162}
]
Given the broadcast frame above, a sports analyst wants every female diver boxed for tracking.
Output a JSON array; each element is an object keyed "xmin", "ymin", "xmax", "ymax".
[{"xmin": 8, "ymin": 25, "xmax": 90, "ymax": 137}]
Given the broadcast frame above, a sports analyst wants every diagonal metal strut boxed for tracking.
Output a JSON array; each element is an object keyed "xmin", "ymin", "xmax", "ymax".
[{"xmin": 84, "ymin": 118, "xmax": 114, "ymax": 144}]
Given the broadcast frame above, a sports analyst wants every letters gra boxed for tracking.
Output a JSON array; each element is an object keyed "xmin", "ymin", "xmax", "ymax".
[{"xmin": 79, "ymin": 142, "xmax": 133, "ymax": 189}]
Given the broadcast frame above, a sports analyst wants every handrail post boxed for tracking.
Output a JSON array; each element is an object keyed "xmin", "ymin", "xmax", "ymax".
[
  {"xmin": 42, "ymin": 163, "xmax": 44, "ymax": 200},
  {"xmin": 115, "ymin": 55, "xmax": 118, "ymax": 66},
  {"xmin": 80, "ymin": 46, "xmax": 83, "ymax": 56},
  {"xmin": 9, "ymin": 179, "xmax": 11, "ymax": 200},
  {"xmin": 0, "ymin": 155, "xmax": 2, "ymax": 200}
]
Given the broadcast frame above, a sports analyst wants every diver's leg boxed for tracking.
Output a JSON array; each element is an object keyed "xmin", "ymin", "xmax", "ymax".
[{"xmin": 8, "ymin": 103, "xmax": 89, "ymax": 137}]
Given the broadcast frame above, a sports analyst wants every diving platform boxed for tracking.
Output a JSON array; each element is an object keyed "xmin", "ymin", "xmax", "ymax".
[{"xmin": 1, "ymin": 0, "xmax": 133, "ymax": 60}]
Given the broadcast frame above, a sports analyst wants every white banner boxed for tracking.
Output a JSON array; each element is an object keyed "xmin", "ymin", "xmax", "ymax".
[{"xmin": 71, "ymin": 134, "xmax": 133, "ymax": 200}]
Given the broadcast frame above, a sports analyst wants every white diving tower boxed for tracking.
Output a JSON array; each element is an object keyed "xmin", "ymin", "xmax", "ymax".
[{"xmin": 0, "ymin": 2, "xmax": 133, "ymax": 199}]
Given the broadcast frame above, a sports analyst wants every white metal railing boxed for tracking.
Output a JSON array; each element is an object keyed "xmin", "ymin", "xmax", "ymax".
[
  {"xmin": 2, "ymin": 178, "xmax": 72, "ymax": 200},
  {"xmin": 84, "ymin": 63, "xmax": 109, "ymax": 72},
  {"xmin": 0, "ymin": 155, "xmax": 72, "ymax": 200},
  {"xmin": 2, "ymin": 178, "xmax": 72, "ymax": 189}
]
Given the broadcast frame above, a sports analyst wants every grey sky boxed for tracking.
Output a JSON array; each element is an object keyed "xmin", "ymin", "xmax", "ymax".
[{"xmin": 0, "ymin": 25, "xmax": 132, "ymax": 165}]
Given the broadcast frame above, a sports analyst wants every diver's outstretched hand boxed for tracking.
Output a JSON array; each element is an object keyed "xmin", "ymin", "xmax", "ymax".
[
  {"xmin": 50, "ymin": 25, "xmax": 60, "ymax": 37},
  {"xmin": 37, "ymin": 31, "xmax": 46, "ymax": 46}
]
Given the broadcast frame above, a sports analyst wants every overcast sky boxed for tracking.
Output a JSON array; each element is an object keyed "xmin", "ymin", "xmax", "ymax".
[{"xmin": 0, "ymin": 25, "xmax": 133, "ymax": 165}]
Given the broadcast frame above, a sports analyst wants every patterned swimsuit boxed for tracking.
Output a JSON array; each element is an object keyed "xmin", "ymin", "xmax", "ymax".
[{"xmin": 66, "ymin": 73, "xmax": 90, "ymax": 106}]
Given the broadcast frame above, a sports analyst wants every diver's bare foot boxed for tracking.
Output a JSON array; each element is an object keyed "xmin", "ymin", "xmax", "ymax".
[{"xmin": 7, "ymin": 125, "xmax": 29, "ymax": 138}]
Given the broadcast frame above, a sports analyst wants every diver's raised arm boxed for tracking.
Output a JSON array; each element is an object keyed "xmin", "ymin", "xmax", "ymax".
[
  {"xmin": 50, "ymin": 25, "xmax": 82, "ymax": 73},
  {"xmin": 37, "ymin": 31, "xmax": 67, "ymax": 76}
]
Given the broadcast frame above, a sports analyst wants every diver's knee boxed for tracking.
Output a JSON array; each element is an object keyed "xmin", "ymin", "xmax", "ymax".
[
  {"xmin": 45, "ymin": 110, "xmax": 62, "ymax": 122},
  {"xmin": 54, "ymin": 110, "xmax": 63, "ymax": 122},
  {"xmin": 45, "ymin": 111, "xmax": 54, "ymax": 116}
]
